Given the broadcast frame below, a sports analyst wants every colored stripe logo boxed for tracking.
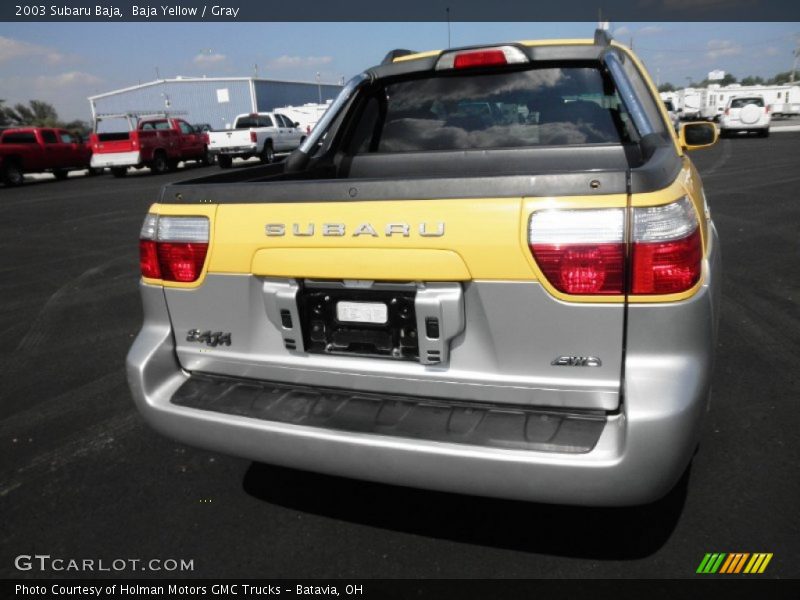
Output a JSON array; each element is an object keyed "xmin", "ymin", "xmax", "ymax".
[{"xmin": 696, "ymin": 553, "xmax": 773, "ymax": 574}]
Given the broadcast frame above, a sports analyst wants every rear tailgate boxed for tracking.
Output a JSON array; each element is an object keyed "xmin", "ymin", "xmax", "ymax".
[
  {"xmin": 151, "ymin": 188, "xmax": 627, "ymax": 412},
  {"xmin": 208, "ymin": 129, "xmax": 253, "ymax": 151},
  {"xmin": 93, "ymin": 132, "xmax": 135, "ymax": 154}
]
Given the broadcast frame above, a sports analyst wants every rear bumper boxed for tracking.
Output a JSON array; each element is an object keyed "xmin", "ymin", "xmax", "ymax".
[
  {"xmin": 210, "ymin": 145, "xmax": 257, "ymax": 156},
  {"xmin": 126, "ymin": 225, "xmax": 720, "ymax": 506},
  {"xmin": 91, "ymin": 151, "xmax": 141, "ymax": 168},
  {"xmin": 719, "ymin": 118, "xmax": 770, "ymax": 130}
]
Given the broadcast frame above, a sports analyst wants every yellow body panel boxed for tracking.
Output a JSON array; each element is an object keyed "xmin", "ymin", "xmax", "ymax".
[
  {"xmin": 252, "ymin": 248, "xmax": 471, "ymax": 280},
  {"xmin": 207, "ymin": 199, "xmax": 535, "ymax": 280}
]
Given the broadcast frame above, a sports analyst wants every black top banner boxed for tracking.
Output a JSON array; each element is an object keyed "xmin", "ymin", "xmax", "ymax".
[{"xmin": 2, "ymin": 0, "xmax": 800, "ymax": 21}]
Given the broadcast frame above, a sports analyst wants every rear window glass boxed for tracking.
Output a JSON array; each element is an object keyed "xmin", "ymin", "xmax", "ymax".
[
  {"xmin": 730, "ymin": 97, "xmax": 764, "ymax": 108},
  {"xmin": 236, "ymin": 115, "xmax": 273, "ymax": 128},
  {"xmin": 350, "ymin": 66, "xmax": 638, "ymax": 153},
  {"xmin": 2, "ymin": 132, "xmax": 37, "ymax": 143}
]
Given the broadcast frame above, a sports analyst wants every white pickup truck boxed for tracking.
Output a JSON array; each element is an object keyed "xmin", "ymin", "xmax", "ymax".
[{"xmin": 207, "ymin": 112, "xmax": 304, "ymax": 169}]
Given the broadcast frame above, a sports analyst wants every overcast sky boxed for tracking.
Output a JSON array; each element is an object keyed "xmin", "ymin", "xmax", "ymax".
[{"xmin": 1, "ymin": 22, "xmax": 798, "ymax": 121}]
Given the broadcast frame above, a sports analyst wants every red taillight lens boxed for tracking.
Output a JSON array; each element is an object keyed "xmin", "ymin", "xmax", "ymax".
[
  {"xmin": 631, "ymin": 229, "xmax": 702, "ymax": 294},
  {"xmin": 724, "ymin": 108, "xmax": 730, "ymax": 115},
  {"xmin": 528, "ymin": 198, "xmax": 702, "ymax": 297},
  {"xmin": 454, "ymin": 50, "xmax": 507, "ymax": 69},
  {"xmin": 138, "ymin": 214, "xmax": 209, "ymax": 283},
  {"xmin": 139, "ymin": 240, "xmax": 161, "ymax": 279},
  {"xmin": 250, "ymin": 131, "xmax": 257, "ymax": 143},
  {"xmin": 530, "ymin": 243, "xmax": 624, "ymax": 294},
  {"xmin": 156, "ymin": 242, "xmax": 209, "ymax": 282},
  {"xmin": 528, "ymin": 208, "xmax": 625, "ymax": 295}
]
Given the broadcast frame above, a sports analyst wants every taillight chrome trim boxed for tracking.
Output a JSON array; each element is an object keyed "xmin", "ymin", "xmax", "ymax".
[
  {"xmin": 156, "ymin": 216, "xmax": 209, "ymax": 243},
  {"xmin": 529, "ymin": 208, "xmax": 625, "ymax": 245},
  {"xmin": 435, "ymin": 45, "xmax": 529, "ymax": 70},
  {"xmin": 632, "ymin": 196, "xmax": 697, "ymax": 242}
]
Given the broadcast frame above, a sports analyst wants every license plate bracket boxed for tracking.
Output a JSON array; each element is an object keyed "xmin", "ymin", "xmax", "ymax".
[{"xmin": 298, "ymin": 287, "xmax": 419, "ymax": 360}]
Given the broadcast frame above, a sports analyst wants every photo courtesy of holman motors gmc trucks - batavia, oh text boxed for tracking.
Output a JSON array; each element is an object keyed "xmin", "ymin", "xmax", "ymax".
[{"xmin": 127, "ymin": 30, "xmax": 721, "ymax": 506}]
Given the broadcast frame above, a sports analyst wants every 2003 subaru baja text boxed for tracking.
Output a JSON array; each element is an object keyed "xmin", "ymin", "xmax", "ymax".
[{"xmin": 127, "ymin": 30, "xmax": 721, "ymax": 506}]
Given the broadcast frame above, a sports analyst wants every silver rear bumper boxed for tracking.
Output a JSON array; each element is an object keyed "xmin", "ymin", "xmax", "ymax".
[{"xmin": 126, "ymin": 225, "xmax": 720, "ymax": 506}]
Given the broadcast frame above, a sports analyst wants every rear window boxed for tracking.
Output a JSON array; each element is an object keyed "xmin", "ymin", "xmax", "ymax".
[
  {"xmin": 140, "ymin": 120, "xmax": 172, "ymax": 131},
  {"xmin": 2, "ymin": 132, "xmax": 37, "ymax": 144},
  {"xmin": 349, "ymin": 65, "xmax": 639, "ymax": 153},
  {"xmin": 730, "ymin": 97, "xmax": 764, "ymax": 108},
  {"xmin": 236, "ymin": 115, "xmax": 273, "ymax": 128}
]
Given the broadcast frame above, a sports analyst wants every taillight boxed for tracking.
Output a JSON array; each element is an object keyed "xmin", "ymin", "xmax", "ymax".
[
  {"xmin": 436, "ymin": 45, "xmax": 528, "ymax": 70},
  {"xmin": 529, "ymin": 209, "xmax": 625, "ymax": 295},
  {"xmin": 631, "ymin": 197, "xmax": 701, "ymax": 294},
  {"xmin": 528, "ymin": 197, "xmax": 702, "ymax": 296},
  {"xmin": 766, "ymin": 105, "xmax": 771, "ymax": 114},
  {"xmin": 250, "ymin": 131, "xmax": 257, "ymax": 143},
  {"xmin": 139, "ymin": 214, "xmax": 209, "ymax": 282},
  {"xmin": 724, "ymin": 108, "xmax": 730, "ymax": 116}
]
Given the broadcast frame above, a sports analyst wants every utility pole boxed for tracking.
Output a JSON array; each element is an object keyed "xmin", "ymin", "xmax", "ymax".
[
  {"xmin": 155, "ymin": 66, "xmax": 160, "ymax": 80},
  {"xmin": 791, "ymin": 43, "xmax": 800, "ymax": 84},
  {"xmin": 316, "ymin": 72, "xmax": 321, "ymax": 104},
  {"xmin": 446, "ymin": 7, "xmax": 451, "ymax": 49}
]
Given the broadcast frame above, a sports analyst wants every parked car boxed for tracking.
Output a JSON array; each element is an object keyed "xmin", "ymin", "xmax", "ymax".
[
  {"xmin": 719, "ymin": 96, "xmax": 771, "ymax": 137},
  {"xmin": 207, "ymin": 112, "xmax": 304, "ymax": 169},
  {"xmin": 0, "ymin": 127, "xmax": 94, "ymax": 186},
  {"xmin": 128, "ymin": 32, "xmax": 721, "ymax": 506},
  {"xmin": 89, "ymin": 113, "xmax": 211, "ymax": 177}
]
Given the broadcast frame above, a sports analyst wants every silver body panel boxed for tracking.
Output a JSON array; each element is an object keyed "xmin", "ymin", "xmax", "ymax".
[
  {"xmin": 126, "ymin": 224, "xmax": 720, "ymax": 506},
  {"xmin": 163, "ymin": 277, "xmax": 624, "ymax": 411}
]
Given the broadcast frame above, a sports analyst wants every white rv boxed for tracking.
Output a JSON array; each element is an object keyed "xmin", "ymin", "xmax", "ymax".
[{"xmin": 677, "ymin": 88, "xmax": 706, "ymax": 120}]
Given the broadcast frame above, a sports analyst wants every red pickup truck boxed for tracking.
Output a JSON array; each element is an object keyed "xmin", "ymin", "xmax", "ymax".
[
  {"xmin": 0, "ymin": 127, "xmax": 93, "ymax": 186},
  {"xmin": 89, "ymin": 114, "xmax": 210, "ymax": 177}
]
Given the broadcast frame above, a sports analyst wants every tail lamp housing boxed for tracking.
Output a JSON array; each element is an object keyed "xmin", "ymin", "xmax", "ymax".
[
  {"xmin": 139, "ymin": 214, "xmax": 209, "ymax": 283},
  {"xmin": 529, "ymin": 197, "xmax": 702, "ymax": 296}
]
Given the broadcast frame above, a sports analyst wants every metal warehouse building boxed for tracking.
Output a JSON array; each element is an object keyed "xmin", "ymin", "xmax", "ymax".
[{"xmin": 88, "ymin": 77, "xmax": 343, "ymax": 129}]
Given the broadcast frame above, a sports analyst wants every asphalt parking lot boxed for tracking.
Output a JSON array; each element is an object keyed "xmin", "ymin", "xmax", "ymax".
[{"xmin": 1, "ymin": 134, "xmax": 798, "ymax": 580}]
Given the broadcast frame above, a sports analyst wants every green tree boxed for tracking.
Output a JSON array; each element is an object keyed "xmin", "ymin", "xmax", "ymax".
[
  {"xmin": 657, "ymin": 82, "xmax": 676, "ymax": 93},
  {"xmin": 0, "ymin": 99, "xmax": 10, "ymax": 127},
  {"xmin": 4, "ymin": 100, "xmax": 60, "ymax": 127},
  {"xmin": 767, "ymin": 71, "xmax": 794, "ymax": 85},
  {"xmin": 740, "ymin": 75, "xmax": 765, "ymax": 86},
  {"xmin": 720, "ymin": 73, "xmax": 738, "ymax": 86},
  {"xmin": 61, "ymin": 119, "xmax": 91, "ymax": 136}
]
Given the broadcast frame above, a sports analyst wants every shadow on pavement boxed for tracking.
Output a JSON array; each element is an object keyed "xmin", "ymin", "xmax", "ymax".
[{"xmin": 243, "ymin": 460, "xmax": 690, "ymax": 560}]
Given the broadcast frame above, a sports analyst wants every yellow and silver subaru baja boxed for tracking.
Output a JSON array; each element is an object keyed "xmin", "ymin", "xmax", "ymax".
[{"xmin": 127, "ymin": 30, "xmax": 720, "ymax": 506}]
